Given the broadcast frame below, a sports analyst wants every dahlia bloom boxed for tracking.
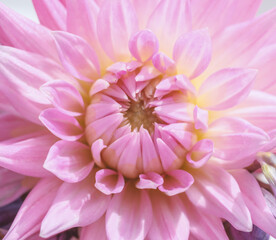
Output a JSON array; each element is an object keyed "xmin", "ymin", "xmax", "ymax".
[{"xmin": 1, "ymin": 0, "xmax": 276, "ymax": 239}]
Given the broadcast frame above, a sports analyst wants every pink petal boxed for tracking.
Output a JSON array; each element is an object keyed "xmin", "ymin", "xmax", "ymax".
[
  {"xmin": 182, "ymin": 196, "xmax": 229, "ymax": 240},
  {"xmin": 147, "ymin": 192, "xmax": 189, "ymax": 240},
  {"xmin": 39, "ymin": 108, "xmax": 84, "ymax": 141},
  {"xmin": 85, "ymin": 113, "xmax": 123, "ymax": 145},
  {"xmin": 95, "ymin": 169, "xmax": 125, "ymax": 195},
  {"xmin": 66, "ymin": 0, "xmax": 110, "ymax": 67},
  {"xmin": 0, "ymin": 113, "xmax": 42, "ymax": 141},
  {"xmin": 147, "ymin": 0, "xmax": 191, "ymax": 55},
  {"xmin": 131, "ymin": 0, "xmax": 160, "ymax": 29},
  {"xmin": 186, "ymin": 165, "xmax": 252, "ymax": 232},
  {"xmin": 53, "ymin": 31, "xmax": 100, "ymax": 81},
  {"xmin": 129, "ymin": 29, "xmax": 159, "ymax": 62},
  {"xmin": 0, "ymin": 132, "xmax": 57, "ymax": 177},
  {"xmin": 191, "ymin": 0, "xmax": 262, "ymax": 36},
  {"xmin": 205, "ymin": 117, "xmax": 269, "ymax": 166},
  {"xmin": 44, "ymin": 140, "xmax": 93, "ymax": 183},
  {"xmin": 152, "ymin": 52, "xmax": 176, "ymax": 74},
  {"xmin": 186, "ymin": 139, "xmax": 213, "ymax": 168},
  {"xmin": 4, "ymin": 178, "xmax": 61, "ymax": 240},
  {"xmin": 97, "ymin": 0, "xmax": 138, "ymax": 60},
  {"xmin": 249, "ymin": 44, "xmax": 276, "ymax": 91},
  {"xmin": 89, "ymin": 79, "xmax": 110, "ymax": 96},
  {"xmin": 155, "ymin": 75, "xmax": 196, "ymax": 99},
  {"xmin": 80, "ymin": 216, "xmax": 107, "ymax": 240},
  {"xmin": 162, "ymin": 123, "xmax": 194, "ymax": 150},
  {"xmin": 193, "ymin": 106, "xmax": 208, "ymax": 130},
  {"xmin": 140, "ymin": 127, "xmax": 163, "ymax": 173},
  {"xmin": 0, "ymin": 168, "xmax": 29, "ymax": 207},
  {"xmin": 32, "ymin": 0, "xmax": 66, "ymax": 30},
  {"xmin": 40, "ymin": 176, "xmax": 111, "ymax": 238},
  {"xmin": 106, "ymin": 182, "xmax": 152, "ymax": 240},
  {"xmin": 40, "ymin": 80, "xmax": 84, "ymax": 117},
  {"xmin": 116, "ymin": 132, "xmax": 142, "ymax": 178},
  {"xmin": 198, "ymin": 68, "xmax": 257, "ymax": 110},
  {"xmin": 158, "ymin": 169, "xmax": 194, "ymax": 196},
  {"xmin": 155, "ymin": 102, "xmax": 194, "ymax": 123},
  {"xmin": 135, "ymin": 65, "xmax": 160, "ymax": 82},
  {"xmin": 173, "ymin": 29, "xmax": 212, "ymax": 79},
  {"xmin": 231, "ymin": 169, "xmax": 276, "ymax": 237},
  {"xmin": 210, "ymin": 9, "xmax": 276, "ymax": 72},
  {"xmin": 156, "ymin": 138, "xmax": 181, "ymax": 171},
  {"xmin": 136, "ymin": 172, "xmax": 164, "ymax": 189},
  {"xmin": 0, "ymin": 3, "xmax": 58, "ymax": 61},
  {"xmin": 91, "ymin": 139, "xmax": 107, "ymax": 168}
]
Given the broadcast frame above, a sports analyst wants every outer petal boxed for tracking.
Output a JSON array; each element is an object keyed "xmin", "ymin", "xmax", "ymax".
[
  {"xmin": 40, "ymin": 175, "xmax": 111, "ymax": 238},
  {"xmin": 40, "ymin": 80, "xmax": 85, "ymax": 117},
  {"xmin": 147, "ymin": 192, "xmax": 189, "ymax": 240},
  {"xmin": 0, "ymin": 113, "xmax": 42, "ymax": 141},
  {"xmin": 231, "ymin": 169, "xmax": 276, "ymax": 237},
  {"xmin": 205, "ymin": 117, "xmax": 269, "ymax": 168},
  {"xmin": 53, "ymin": 31, "xmax": 100, "ymax": 81},
  {"xmin": 173, "ymin": 29, "xmax": 212, "ymax": 79},
  {"xmin": 0, "ymin": 3, "xmax": 58, "ymax": 61},
  {"xmin": 39, "ymin": 108, "xmax": 84, "ymax": 141},
  {"xmin": 0, "ymin": 46, "xmax": 77, "ymax": 124},
  {"xmin": 131, "ymin": 0, "xmax": 160, "ymax": 29},
  {"xmin": 32, "ymin": 0, "xmax": 66, "ymax": 30},
  {"xmin": 0, "ymin": 168, "xmax": 29, "ymax": 207},
  {"xmin": 44, "ymin": 140, "xmax": 93, "ymax": 183},
  {"xmin": 186, "ymin": 165, "xmax": 252, "ymax": 232},
  {"xmin": 66, "ymin": 0, "xmax": 111, "ymax": 67},
  {"xmin": 106, "ymin": 182, "xmax": 152, "ymax": 240},
  {"xmin": 191, "ymin": 0, "xmax": 262, "ymax": 35},
  {"xmin": 198, "ymin": 68, "xmax": 257, "ymax": 110},
  {"xmin": 209, "ymin": 9, "xmax": 276, "ymax": 73},
  {"xmin": 80, "ymin": 216, "xmax": 107, "ymax": 240},
  {"xmin": 97, "ymin": 0, "xmax": 139, "ymax": 60},
  {"xmin": 249, "ymin": 44, "xmax": 276, "ymax": 91},
  {"xmin": 0, "ymin": 132, "xmax": 57, "ymax": 177},
  {"xmin": 3, "ymin": 178, "xmax": 61, "ymax": 240},
  {"xmin": 147, "ymin": 0, "xmax": 192, "ymax": 55},
  {"xmin": 182, "ymin": 196, "xmax": 228, "ymax": 240}
]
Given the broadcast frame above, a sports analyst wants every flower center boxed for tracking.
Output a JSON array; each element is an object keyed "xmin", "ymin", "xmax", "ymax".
[{"xmin": 123, "ymin": 98, "xmax": 158, "ymax": 133}]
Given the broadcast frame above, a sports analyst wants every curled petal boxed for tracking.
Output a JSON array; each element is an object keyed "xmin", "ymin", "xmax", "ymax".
[
  {"xmin": 193, "ymin": 106, "xmax": 208, "ymax": 130},
  {"xmin": 40, "ymin": 80, "xmax": 84, "ymax": 116},
  {"xmin": 136, "ymin": 172, "xmax": 164, "ymax": 190},
  {"xmin": 95, "ymin": 169, "xmax": 125, "ymax": 195},
  {"xmin": 186, "ymin": 139, "xmax": 213, "ymax": 168},
  {"xmin": 152, "ymin": 52, "xmax": 176, "ymax": 74},
  {"xmin": 129, "ymin": 29, "xmax": 159, "ymax": 62},
  {"xmin": 158, "ymin": 169, "xmax": 194, "ymax": 196},
  {"xmin": 44, "ymin": 140, "xmax": 93, "ymax": 183},
  {"xmin": 39, "ymin": 108, "xmax": 84, "ymax": 141}
]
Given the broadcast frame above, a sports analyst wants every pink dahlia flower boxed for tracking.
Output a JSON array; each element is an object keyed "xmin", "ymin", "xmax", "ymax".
[{"xmin": 1, "ymin": 0, "xmax": 276, "ymax": 239}]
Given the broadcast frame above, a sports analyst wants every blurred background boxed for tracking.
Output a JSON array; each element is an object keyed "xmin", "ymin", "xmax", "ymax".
[{"xmin": 0, "ymin": 0, "xmax": 276, "ymax": 23}]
